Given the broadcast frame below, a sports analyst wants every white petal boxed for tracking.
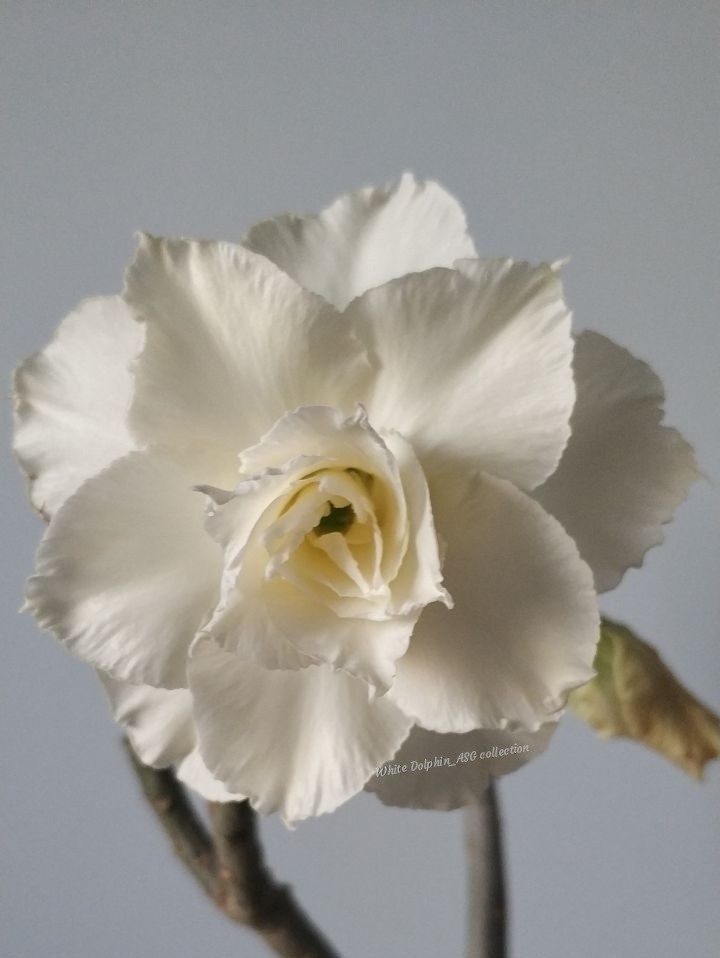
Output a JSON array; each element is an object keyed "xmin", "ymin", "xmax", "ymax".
[
  {"xmin": 388, "ymin": 472, "xmax": 599, "ymax": 733},
  {"xmin": 188, "ymin": 637, "xmax": 413, "ymax": 822},
  {"xmin": 99, "ymin": 673, "xmax": 195, "ymax": 767},
  {"xmin": 534, "ymin": 332, "xmax": 700, "ymax": 593},
  {"xmin": 346, "ymin": 258, "xmax": 575, "ymax": 491},
  {"xmin": 176, "ymin": 750, "xmax": 245, "ymax": 803},
  {"xmin": 99, "ymin": 672, "xmax": 244, "ymax": 801},
  {"xmin": 383, "ymin": 430, "xmax": 452, "ymax": 615},
  {"xmin": 125, "ymin": 235, "xmax": 372, "ymax": 487},
  {"xmin": 243, "ymin": 173, "xmax": 476, "ymax": 310},
  {"xmin": 26, "ymin": 450, "xmax": 223, "ymax": 689},
  {"xmin": 13, "ymin": 296, "xmax": 144, "ymax": 519},
  {"xmin": 366, "ymin": 723, "xmax": 555, "ymax": 811}
]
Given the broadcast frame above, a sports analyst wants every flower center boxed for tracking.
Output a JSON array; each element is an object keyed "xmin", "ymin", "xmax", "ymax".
[{"xmin": 315, "ymin": 502, "xmax": 355, "ymax": 537}]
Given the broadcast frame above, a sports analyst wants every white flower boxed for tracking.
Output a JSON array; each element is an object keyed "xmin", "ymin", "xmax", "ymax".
[{"xmin": 14, "ymin": 174, "xmax": 698, "ymax": 821}]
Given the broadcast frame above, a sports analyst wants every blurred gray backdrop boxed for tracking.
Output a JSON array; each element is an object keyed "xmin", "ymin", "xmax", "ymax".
[{"xmin": 2, "ymin": 3, "xmax": 718, "ymax": 957}]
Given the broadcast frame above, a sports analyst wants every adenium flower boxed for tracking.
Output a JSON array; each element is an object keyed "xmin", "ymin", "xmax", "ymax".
[{"xmin": 14, "ymin": 174, "xmax": 698, "ymax": 821}]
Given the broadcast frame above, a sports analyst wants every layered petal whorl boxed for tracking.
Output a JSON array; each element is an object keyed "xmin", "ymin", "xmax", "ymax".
[
  {"xmin": 199, "ymin": 405, "xmax": 451, "ymax": 693},
  {"xmin": 17, "ymin": 175, "xmax": 696, "ymax": 820}
]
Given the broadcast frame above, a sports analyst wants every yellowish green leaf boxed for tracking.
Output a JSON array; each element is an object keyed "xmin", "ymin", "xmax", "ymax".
[{"xmin": 569, "ymin": 618, "xmax": 720, "ymax": 779}]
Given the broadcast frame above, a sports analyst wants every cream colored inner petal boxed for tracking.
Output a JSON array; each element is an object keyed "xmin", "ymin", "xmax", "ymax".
[
  {"xmin": 253, "ymin": 463, "xmax": 404, "ymax": 619},
  {"xmin": 311, "ymin": 533, "xmax": 369, "ymax": 594},
  {"xmin": 199, "ymin": 406, "xmax": 451, "ymax": 690}
]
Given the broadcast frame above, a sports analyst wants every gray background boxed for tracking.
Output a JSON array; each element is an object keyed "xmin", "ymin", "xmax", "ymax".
[{"xmin": 2, "ymin": 3, "xmax": 719, "ymax": 957}]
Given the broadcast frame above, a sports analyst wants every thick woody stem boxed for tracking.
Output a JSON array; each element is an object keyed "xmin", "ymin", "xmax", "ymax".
[
  {"xmin": 465, "ymin": 781, "xmax": 507, "ymax": 958},
  {"xmin": 124, "ymin": 740, "xmax": 341, "ymax": 958},
  {"xmin": 123, "ymin": 739, "xmax": 217, "ymax": 898},
  {"xmin": 208, "ymin": 801, "xmax": 341, "ymax": 958}
]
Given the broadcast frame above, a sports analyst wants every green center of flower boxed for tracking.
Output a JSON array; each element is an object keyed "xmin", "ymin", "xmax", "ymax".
[{"xmin": 315, "ymin": 502, "xmax": 355, "ymax": 537}]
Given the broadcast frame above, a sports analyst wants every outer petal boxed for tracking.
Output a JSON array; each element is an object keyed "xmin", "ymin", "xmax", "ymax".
[
  {"xmin": 100, "ymin": 674, "xmax": 195, "ymax": 767},
  {"xmin": 124, "ymin": 235, "xmax": 372, "ymax": 487},
  {"xmin": 366, "ymin": 723, "xmax": 555, "ymax": 811},
  {"xmin": 100, "ymin": 673, "xmax": 244, "ymax": 801},
  {"xmin": 346, "ymin": 259, "xmax": 575, "ymax": 491},
  {"xmin": 388, "ymin": 472, "xmax": 599, "ymax": 733},
  {"xmin": 188, "ymin": 637, "xmax": 413, "ymax": 822},
  {"xmin": 243, "ymin": 173, "xmax": 477, "ymax": 310},
  {"xmin": 13, "ymin": 296, "xmax": 144, "ymax": 519},
  {"xmin": 534, "ymin": 331, "xmax": 700, "ymax": 592},
  {"xmin": 176, "ymin": 750, "xmax": 245, "ymax": 803},
  {"xmin": 26, "ymin": 450, "xmax": 223, "ymax": 689}
]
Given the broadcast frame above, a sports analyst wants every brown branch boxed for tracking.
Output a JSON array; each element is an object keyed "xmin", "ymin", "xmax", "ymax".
[
  {"xmin": 123, "ymin": 738, "xmax": 217, "ymax": 898},
  {"xmin": 124, "ymin": 739, "xmax": 341, "ymax": 958},
  {"xmin": 208, "ymin": 800, "xmax": 341, "ymax": 958},
  {"xmin": 465, "ymin": 781, "xmax": 507, "ymax": 958}
]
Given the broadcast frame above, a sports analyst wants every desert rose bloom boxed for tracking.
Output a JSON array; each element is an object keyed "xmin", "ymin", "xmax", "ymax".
[{"xmin": 14, "ymin": 175, "xmax": 697, "ymax": 821}]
